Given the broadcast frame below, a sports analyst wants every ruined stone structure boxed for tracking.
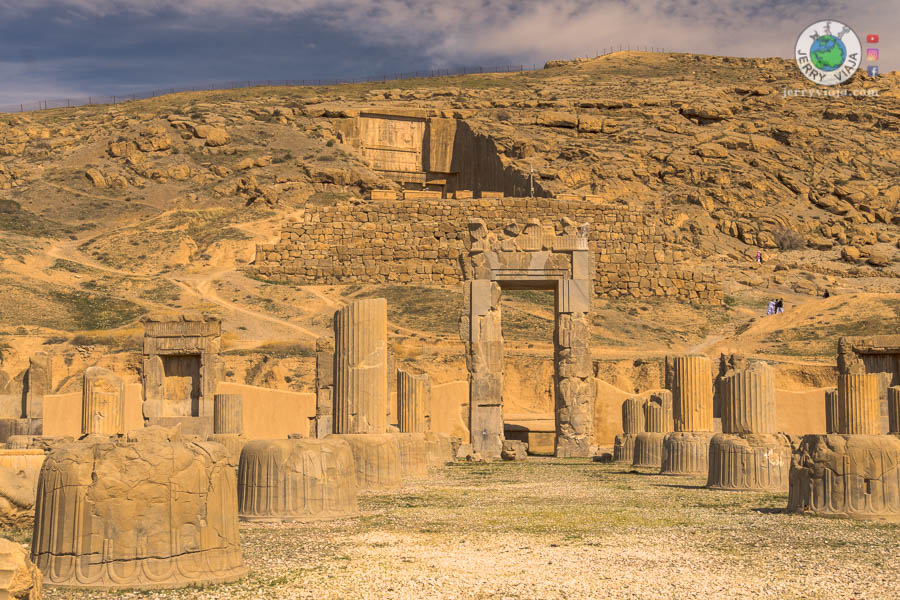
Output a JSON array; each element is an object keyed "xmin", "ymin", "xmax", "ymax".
[
  {"xmin": 789, "ymin": 369, "xmax": 900, "ymax": 520},
  {"xmin": 837, "ymin": 335, "xmax": 900, "ymax": 434},
  {"xmin": 395, "ymin": 433, "xmax": 428, "ymax": 478},
  {"xmin": 332, "ymin": 299, "xmax": 388, "ymax": 435},
  {"xmin": 252, "ymin": 196, "xmax": 722, "ymax": 305},
  {"xmin": 328, "ymin": 434, "xmax": 402, "ymax": 491},
  {"xmin": 633, "ymin": 390, "xmax": 673, "ymax": 468},
  {"xmin": 81, "ymin": 367, "xmax": 125, "ymax": 437},
  {"xmin": 141, "ymin": 314, "xmax": 222, "ymax": 438},
  {"xmin": 825, "ymin": 388, "xmax": 838, "ymax": 433},
  {"xmin": 237, "ymin": 438, "xmax": 357, "ymax": 521},
  {"xmin": 661, "ymin": 355, "xmax": 714, "ymax": 475},
  {"xmin": 0, "ymin": 449, "xmax": 45, "ymax": 527},
  {"xmin": 613, "ymin": 396, "xmax": 645, "ymax": 463},
  {"xmin": 208, "ymin": 393, "xmax": 246, "ymax": 464},
  {"xmin": 706, "ymin": 362, "xmax": 791, "ymax": 491},
  {"xmin": 889, "ymin": 386, "xmax": 900, "ymax": 436},
  {"xmin": 424, "ymin": 432, "xmax": 455, "ymax": 468},
  {"xmin": 31, "ymin": 426, "xmax": 246, "ymax": 589},
  {"xmin": 313, "ymin": 338, "xmax": 334, "ymax": 438},
  {"xmin": 0, "ymin": 536, "xmax": 41, "ymax": 599},
  {"xmin": 24, "ymin": 353, "xmax": 50, "ymax": 436},
  {"xmin": 397, "ymin": 369, "xmax": 430, "ymax": 434},
  {"xmin": 460, "ymin": 218, "xmax": 595, "ymax": 459}
]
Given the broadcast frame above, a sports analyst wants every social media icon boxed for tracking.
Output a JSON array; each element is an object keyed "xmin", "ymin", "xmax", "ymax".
[
  {"xmin": 866, "ymin": 34, "xmax": 879, "ymax": 44},
  {"xmin": 867, "ymin": 48, "xmax": 879, "ymax": 61},
  {"xmin": 868, "ymin": 65, "xmax": 879, "ymax": 77}
]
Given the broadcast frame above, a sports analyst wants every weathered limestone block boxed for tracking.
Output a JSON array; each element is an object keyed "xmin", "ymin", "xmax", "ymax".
[
  {"xmin": 424, "ymin": 432, "xmax": 454, "ymax": 468},
  {"xmin": 81, "ymin": 367, "xmax": 125, "ymax": 437},
  {"xmin": 31, "ymin": 426, "xmax": 246, "ymax": 589},
  {"xmin": 0, "ymin": 450, "xmax": 45, "ymax": 527},
  {"xmin": 837, "ymin": 373, "xmax": 880, "ymax": 435},
  {"xmin": 671, "ymin": 355, "xmax": 713, "ymax": 432},
  {"xmin": 612, "ymin": 434, "xmax": 637, "ymax": 463},
  {"xmin": 644, "ymin": 391, "xmax": 673, "ymax": 434},
  {"xmin": 314, "ymin": 338, "xmax": 334, "ymax": 439},
  {"xmin": 395, "ymin": 433, "xmax": 427, "ymax": 478},
  {"xmin": 0, "ymin": 422, "xmax": 29, "ymax": 446},
  {"xmin": 397, "ymin": 370, "xmax": 429, "ymax": 434},
  {"xmin": 213, "ymin": 394, "xmax": 243, "ymax": 435},
  {"xmin": 501, "ymin": 440, "xmax": 528, "ymax": 461},
  {"xmin": 237, "ymin": 438, "xmax": 357, "ymax": 522},
  {"xmin": 25, "ymin": 353, "xmax": 51, "ymax": 433},
  {"xmin": 660, "ymin": 431, "xmax": 714, "ymax": 475},
  {"xmin": 889, "ymin": 386, "xmax": 900, "ymax": 435},
  {"xmin": 825, "ymin": 388, "xmax": 838, "ymax": 434},
  {"xmin": 632, "ymin": 432, "xmax": 665, "ymax": 468},
  {"xmin": 333, "ymin": 299, "xmax": 388, "ymax": 434},
  {"xmin": 713, "ymin": 353, "xmax": 747, "ymax": 419},
  {"xmin": 0, "ymin": 537, "xmax": 41, "ymax": 599},
  {"xmin": 328, "ymin": 434, "xmax": 401, "ymax": 491},
  {"xmin": 555, "ymin": 312, "xmax": 595, "ymax": 458},
  {"xmin": 788, "ymin": 434, "xmax": 900, "ymax": 520},
  {"xmin": 719, "ymin": 362, "xmax": 776, "ymax": 434},
  {"xmin": 622, "ymin": 397, "xmax": 645, "ymax": 435},
  {"xmin": 706, "ymin": 433, "xmax": 791, "ymax": 491}
]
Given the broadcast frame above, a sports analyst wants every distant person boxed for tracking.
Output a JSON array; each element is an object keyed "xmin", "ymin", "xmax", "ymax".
[
  {"xmin": 776, "ymin": 298, "xmax": 784, "ymax": 314},
  {"xmin": 756, "ymin": 250, "xmax": 763, "ymax": 264},
  {"xmin": 823, "ymin": 289, "xmax": 830, "ymax": 299},
  {"xmin": 766, "ymin": 299, "xmax": 775, "ymax": 316}
]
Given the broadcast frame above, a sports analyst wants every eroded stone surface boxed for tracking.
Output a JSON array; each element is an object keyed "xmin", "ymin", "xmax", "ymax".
[
  {"xmin": 706, "ymin": 433, "xmax": 791, "ymax": 491},
  {"xmin": 660, "ymin": 431, "xmax": 714, "ymax": 475},
  {"xmin": 81, "ymin": 367, "xmax": 125, "ymax": 437},
  {"xmin": 0, "ymin": 537, "xmax": 41, "ymax": 599},
  {"xmin": 30, "ymin": 426, "xmax": 245, "ymax": 589},
  {"xmin": 612, "ymin": 434, "xmax": 636, "ymax": 463},
  {"xmin": 328, "ymin": 433, "xmax": 402, "ymax": 491},
  {"xmin": 0, "ymin": 450, "xmax": 45, "ymax": 527},
  {"xmin": 395, "ymin": 433, "xmax": 428, "ymax": 479},
  {"xmin": 397, "ymin": 369, "xmax": 430, "ymax": 434},
  {"xmin": 501, "ymin": 439, "xmax": 528, "ymax": 461},
  {"xmin": 632, "ymin": 432, "xmax": 665, "ymax": 468}
]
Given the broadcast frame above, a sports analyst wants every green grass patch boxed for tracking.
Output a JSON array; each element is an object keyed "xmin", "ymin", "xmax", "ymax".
[
  {"xmin": 0, "ymin": 199, "xmax": 62, "ymax": 237},
  {"xmin": 49, "ymin": 290, "xmax": 145, "ymax": 330}
]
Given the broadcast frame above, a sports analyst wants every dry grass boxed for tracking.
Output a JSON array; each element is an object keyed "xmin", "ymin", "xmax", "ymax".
[{"xmin": 31, "ymin": 458, "xmax": 900, "ymax": 600}]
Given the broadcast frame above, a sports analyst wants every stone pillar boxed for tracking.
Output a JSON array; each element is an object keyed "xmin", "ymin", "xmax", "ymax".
[
  {"xmin": 889, "ymin": 386, "xmax": 900, "ymax": 435},
  {"xmin": 333, "ymin": 298, "xmax": 387, "ymax": 435},
  {"xmin": 554, "ymin": 276, "xmax": 594, "ymax": 458},
  {"xmin": 633, "ymin": 391, "xmax": 673, "ymax": 468},
  {"xmin": 614, "ymin": 396, "xmax": 644, "ymax": 463},
  {"xmin": 25, "ymin": 352, "xmax": 51, "ymax": 433},
  {"xmin": 397, "ymin": 369, "xmax": 430, "ymax": 434},
  {"xmin": 837, "ymin": 373, "xmax": 880, "ymax": 435},
  {"xmin": 720, "ymin": 362, "xmax": 776, "ymax": 435},
  {"xmin": 672, "ymin": 355, "xmax": 713, "ymax": 432},
  {"xmin": 461, "ymin": 280, "xmax": 504, "ymax": 459},
  {"xmin": 214, "ymin": 394, "xmax": 243, "ymax": 435},
  {"xmin": 81, "ymin": 367, "xmax": 125, "ymax": 436},
  {"xmin": 825, "ymin": 388, "xmax": 838, "ymax": 434},
  {"xmin": 314, "ymin": 337, "xmax": 334, "ymax": 438}
]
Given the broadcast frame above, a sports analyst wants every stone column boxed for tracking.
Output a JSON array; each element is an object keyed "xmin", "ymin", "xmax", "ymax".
[
  {"xmin": 825, "ymin": 388, "xmax": 838, "ymax": 434},
  {"xmin": 332, "ymin": 298, "xmax": 388, "ymax": 435},
  {"xmin": 720, "ymin": 362, "xmax": 776, "ymax": 435},
  {"xmin": 461, "ymin": 280, "xmax": 504, "ymax": 459},
  {"xmin": 614, "ymin": 396, "xmax": 644, "ymax": 463},
  {"xmin": 397, "ymin": 369, "xmax": 430, "ymax": 434},
  {"xmin": 25, "ymin": 352, "xmax": 52, "ymax": 433},
  {"xmin": 213, "ymin": 394, "xmax": 243, "ymax": 435},
  {"xmin": 314, "ymin": 337, "xmax": 334, "ymax": 438},
  {"xmin": 81, "ymin": 367, "xmax": 125, "ymax": 436},
  {"xmin": 837, "ymin": 373, "xmax": 880, "ymax": 435},
  {"xmin": 889, "ymin": 386, "xmax": 900, "ymax": 435},
  {"xmin": 632, "ymin": 391, "xmax": 673, "ymax": 468},
  {"xmin": 672, "ymin": 355, "xmax": 713, "ymax": 432},
  {"xmin": 554, "ymin": 276, "xmax": 594, "ymax": 458}
]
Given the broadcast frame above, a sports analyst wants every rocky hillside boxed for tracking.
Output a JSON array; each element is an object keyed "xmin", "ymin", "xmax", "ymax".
[{"xmin": 0, "ymin": 51, "xmax": 897, "ymax": 396}]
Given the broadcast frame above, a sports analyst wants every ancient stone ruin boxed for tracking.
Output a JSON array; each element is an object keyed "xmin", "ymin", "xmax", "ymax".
[
  {"xmin": 237, "ymin": 437, "xmax": 358, "ymax": 521},
  {"xmin": 397, "ymin": 368, "xmax": 430, "ymax": 434},
  {"xmin": 837, "ymin": 335, "xmax": 900, "ymax": 434},
  {"xmin": 0, "ymin": 536, "xmax": 41, "ymax": 599},
  {"xmin": 141, "ymin": 314, "xmax": 223, "ymax": 438},
  {"xmin": 890, "ymin": 386, "xmax": 900, "ymax": 437},
  {"xmin": 31, "ymin": 426, "xmax": 246, "ymax": 589},
  {"xmin": 613, "ymin": 396, "xmax": 645, "ymax": 463},
  {"xmin": 81, "ymin": 367, "xmax": 125, "ymax": 437},
  {"xmin": 632, "ymin": 390, "xmax": 673, "ymax": 468},
  {"xmin": 0, "ymin": 448, "xmax": 45, "ymax": 527},
  {"xmin": 313, "ymin": 337, "xmax": 335, "ymax": 438},
  {"xmin": 329, "ymin": 433, "xmax": 402, "ymax": 491},
  {"xmin": 706, "ymin": 361, "xmax": 791, "ymax": 491},
  {"xmin": 661, "ymin": 355, "xmax": 714, "ymax": 475},
  {"xmin": 208, "ymin": 393, "xmax": 247, "ymax": 464},
  {"xmin": 789, "ymin": 371, "xmax": 900, "ymax": 520},
  {"xmin": 461, "ymin": 218, "xmax": 595, "ymax": 459}
]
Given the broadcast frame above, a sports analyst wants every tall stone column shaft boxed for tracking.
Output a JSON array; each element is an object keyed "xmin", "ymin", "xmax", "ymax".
[
  {"xmin": 214, "ymin": 394, "xmax": 243, "ymax": 435},
  {"xmin": 333, "ymin": 298, "xmax": 388, "ymax": 434},
  {"xmin": 644, "ymin": 391, "xmax": 673, "ymax": 433},
  {"xmin": 825, "ymin": 388, "xmax": 839, "ymax": 434},
  {"xmin": 622, "ymin": 397, "xmax": 645, "ymax": 435},
  {"xmin": 81, "ymin": 367, "xmax": 125, "ymax": 436},
  {"xmin": 397, "ymin": 369, "xmax": 430, "ymax": 434},
  {"xmin": 720, "ymin": 362, "xmax": 776, "ymax": 434},
  {"xmin": 837, "ymin": 373, "xmax": 880, "ymax": 435},
  {"xmin": 889, "ymin": 386, "xmax": 900, "ymax": 435},
  {"xmin": 671, "ymin": 355, "xmax": 713, "ymax": 432}
]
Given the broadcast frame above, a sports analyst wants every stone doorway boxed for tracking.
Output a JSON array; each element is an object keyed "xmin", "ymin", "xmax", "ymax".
[
  {"xmin": 161, "ymin": 354, "xmax": 201, "ymax": 417},
  {"xmin": 460, "ymin": 218, "xmax": 595, "ymax": 459}
]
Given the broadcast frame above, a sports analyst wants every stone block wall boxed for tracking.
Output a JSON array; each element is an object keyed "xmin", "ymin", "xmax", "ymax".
[{"xmin": 251, "ymin": 197, "xmax": 722, "ymax": 304}]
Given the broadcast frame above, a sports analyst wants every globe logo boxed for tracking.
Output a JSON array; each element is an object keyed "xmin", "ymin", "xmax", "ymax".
[{"xmin": 795, "ymin": 20, "xmax": 861, "ymax": 86}]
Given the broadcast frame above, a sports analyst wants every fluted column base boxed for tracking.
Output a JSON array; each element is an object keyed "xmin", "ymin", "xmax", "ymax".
[
  {"xmin": 706, "ymin": 433, "xmax": 791, "ymax": 491},
  {"xmin": 613, "ymin": 433, "xmax": 637, "ymax": 463},
  {"xmin": 632, "ymin": 432, "xmax": 665, "ymax": 468},
  {"xmin": 660, "ymin": 431, "xmax": 715, "ymax": 475},
  {"xmin": 328, "ymin": 433, "xmax": 402, "ymax": 491},
  {"xmin": 394, "ymin": 433, "xmax": 428, "ymax": 479}
]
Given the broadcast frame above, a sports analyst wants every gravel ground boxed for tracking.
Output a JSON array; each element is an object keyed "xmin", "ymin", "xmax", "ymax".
[{"xmin": 19, "ymin": 459, "xmax": 900, "ymax": 599}]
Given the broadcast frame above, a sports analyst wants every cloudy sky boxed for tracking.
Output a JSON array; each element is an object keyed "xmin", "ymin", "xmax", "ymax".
[{"xmin": 0, "ymin": 1, "xmax": 897, "ymax": 106}]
